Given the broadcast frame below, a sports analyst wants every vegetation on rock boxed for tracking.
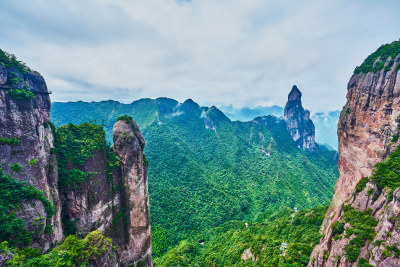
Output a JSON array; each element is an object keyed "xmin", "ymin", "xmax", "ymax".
[
  {"xmin": 371, "ymin": 145, "xmax": 400, "ymax": 189},
  {"xmin": 0, "ymin": 169, "xmax": 55, "ymax": 247},
  {"xmin": 354, "ymin": 40, "xmax": 400, "ymax": 74},
  {"xmin": 0, "ymin": 49, "xmax": 34, "ymax": 75},
  {"xmin": 55, "ymin": 122, "xmax": 106, "ymax": 188},
  {"xmin": 341, "ymin": 205, "xmax": 377, "ymax": 262},
  {"xmin": 0, "ymin": 138, "xmax": 20, "ymax": 146},
  {"xmin": 8, "ymin": 88, "xmax": 35, "ymax": 100},
  {"xmin": 51, "ymin": 98, "xmax": 339, "ymax": 257},
  {"xmin": 6, "ymin": 230, "xmax": 114, "ymax": 266}
]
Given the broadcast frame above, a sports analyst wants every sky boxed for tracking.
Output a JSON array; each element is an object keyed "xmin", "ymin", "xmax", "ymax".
[{"xmin": 0, "ymin": 0, "xmax": 399, "ymax": 112}]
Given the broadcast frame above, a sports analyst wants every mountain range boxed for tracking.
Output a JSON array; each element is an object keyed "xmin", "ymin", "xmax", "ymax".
[
  {"xmin": 51, "ymin": 95, "xmax": 339, "ymax": 257},
  {"xmin": 220, "ymin": 105, "xmax": 339, "ymax": 149}
]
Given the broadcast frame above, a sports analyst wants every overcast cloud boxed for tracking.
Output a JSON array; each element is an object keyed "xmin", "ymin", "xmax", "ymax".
[{"xmin": 0, "ymin": 0, "xmax": 399, "ymax": 111}]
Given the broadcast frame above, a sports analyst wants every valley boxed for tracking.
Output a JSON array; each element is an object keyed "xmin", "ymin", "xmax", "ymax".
[{"xmin": 51, "ymin": 92, "xmax": 339, "ymax": 258}]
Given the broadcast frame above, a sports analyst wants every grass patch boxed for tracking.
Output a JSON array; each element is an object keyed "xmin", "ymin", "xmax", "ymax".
[{"xmin": 356, "ymin": 177, "xmax": 369, "ymax": 193}]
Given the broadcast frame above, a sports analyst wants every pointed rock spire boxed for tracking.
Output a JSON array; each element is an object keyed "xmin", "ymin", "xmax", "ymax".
[
  {"xmin": 288, "ymin": 85, "xmax": 302, "ymax": 102},
  {"xmin": 284, "ymin": 85, "xmax": 317, "ymax": 151}
]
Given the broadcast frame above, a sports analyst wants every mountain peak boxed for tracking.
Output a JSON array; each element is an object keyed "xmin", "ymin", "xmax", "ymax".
[
  {"xmin": 288, "ymin": 85, "xmax": 302, "ymax": 101},
  {"xmin": 284, "ymin": 86, "xmax": 316, "ymax": 151}
]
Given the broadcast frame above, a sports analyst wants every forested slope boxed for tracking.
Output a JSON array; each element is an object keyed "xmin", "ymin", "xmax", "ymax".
[{"xmin": 52, "ymin": 98, "xmax": 339, "ymax": 256}]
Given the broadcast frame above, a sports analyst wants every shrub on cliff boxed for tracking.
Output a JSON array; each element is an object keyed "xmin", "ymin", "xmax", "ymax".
[
  {"xmin": 0, "ymin": 137, "xmax": 19, "ymax": 146},
  {"xmin": 8, "ymin": 88, "xmax": 35, "ymax": 100},
  {"xmin": 371, "ymin": 146, "xmax": 400, "ymax": 189},
  {"xmin": 55, "ymin": 122, "xmax": 106, "ymax": 189},
  {"xmin": 0, "ymin": 49, "xmax": 33, "ymax": 75},
  {"xmin": 7, "ymin": 230, "xmax": 114, "ymax": 266},
  {"xmin": 0, "ymin": 169, "xmax": 55, "ymax": 247},
  {"xmin": 55, "ymin": 122, "xmax": 106, "ymax": 166},
  {"xmin": 354, "ymin": 41, "xmax": 400, "ymax": 74},
  {"xmin": 335, "ymin": 205, "xmax": 378, "ymax": 262}
]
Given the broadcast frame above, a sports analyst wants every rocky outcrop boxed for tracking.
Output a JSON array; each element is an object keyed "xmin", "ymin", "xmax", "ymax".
[
  {"xmin": 113, "ymin": 119, "xmax": 152, "ymax": 266},
  {"xmin": 0, "ymin": 51, "xmax": 152, "ymax": 266},
  {"xmin": 0, "ymin": 62, "xmax": 63, "ymax": 251},
  {"xmin": 62, "ymin": 119, "xmax": 152, "ymax": 266},
  {"xmin": 309, "ymin": 42, "xmax": 400, "ymax": 266},
  {"xmin": 284, "ymin": 85, "xmax": 317, "ymax": 151},
  {"xmin": 61, "ymin": 148, "xmax": 115, "ymax": 237},
  {"xmin": 0, "ymin": 64, "xmax": 7, "ymax": 84}
]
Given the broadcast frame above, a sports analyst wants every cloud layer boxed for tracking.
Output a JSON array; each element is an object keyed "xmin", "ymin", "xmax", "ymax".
[{"xmin": 0, "ymin": 0, "xmax": 399, "ymax": 111}]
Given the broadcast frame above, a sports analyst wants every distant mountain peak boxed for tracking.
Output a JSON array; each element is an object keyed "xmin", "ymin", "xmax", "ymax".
[
  {"xmin": 183, "ymin": 98, "xmax": 196, "ymax": 104},
  {"xmin": 284, "ymin": 86, "xmax": 317, "ymax": 151},
  {"xmin": 288, "ymin": 85, "xmax": 302, "ymax": 102}
]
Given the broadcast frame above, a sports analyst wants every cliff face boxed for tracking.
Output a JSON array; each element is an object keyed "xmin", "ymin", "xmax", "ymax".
[
  {"xmin": 284, "ymin": 85, "xmax": 317, "ymax": 151},
  {"xmin": 0, "ymin": 62, "xmax": 63, "ymax": 250},
  {"xmin": 60, "ymin": 119, "xmax": 152, "ymax": 266},
  {"xmin": 61, "ymin": 148, "xmax": 114, "ymax": 237},
  {"xmin": 0, "ymin": 51, "xmax": 152, "ymax": 266},
  {"xmin": 309, "ymin": 42, "xmax": 400, "ymax": 266},
  {"xmin": 113, "ymin": 119, "xmax": 152, "ymax": 266}
]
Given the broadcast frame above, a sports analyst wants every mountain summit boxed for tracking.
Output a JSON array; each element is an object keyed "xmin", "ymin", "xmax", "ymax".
[{"xmin": 284, "ymin": 85, "xmax": 317, "ymax": 151}]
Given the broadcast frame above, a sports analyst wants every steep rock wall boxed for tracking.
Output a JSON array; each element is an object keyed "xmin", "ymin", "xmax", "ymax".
[
  {"xmin": 0, "ymin": 65, "xmax": 63, "ymax": 250},
  {"xmin": 61, "ymin": 149, "xmax": 115, "ymax": 237},
  {"xmin": 113, "ymin": 119, "xmax": 152, "ymax": 266},
  {"xmin": 0, "ymin": 51, "xmax": 153, "ymax": 266},
  {"xmin": 284, "ymin": 85, "xmax": 317, "ymax": 151},
  {"xmin": 60, "ymin": 119, "xmax": 153, "ymax": 266},
  {"xmin": 309, "ymin": 44, "xmax": 400, "ymax": 266}
]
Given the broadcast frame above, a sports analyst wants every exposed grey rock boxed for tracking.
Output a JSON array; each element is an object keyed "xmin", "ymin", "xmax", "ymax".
[
  {"xmin": 284, "ymin": 85, "xmax": 317, "ymax": 151},
  {"xmin": 0, "ymin": 68, "xmax": 63, "ymax": 251},
  {"xmin": 0, "ymin": 63, "xmax": 7, "ymax": 85},
  {"xmin": 0, "ymin": 53, "xmax": 153, "ymax": 266},
  {"xmin": 113, "ymin": 119, "xmax": 152, "ymax": 266},
  {"xmin": 0, "ymin": 250, "xmax": 13, "ymax": 266}
]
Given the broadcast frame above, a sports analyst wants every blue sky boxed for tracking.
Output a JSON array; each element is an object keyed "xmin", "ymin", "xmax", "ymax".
[{"xmin": 0, "ymin": 0, "xmax": 399, "ymax": 111}]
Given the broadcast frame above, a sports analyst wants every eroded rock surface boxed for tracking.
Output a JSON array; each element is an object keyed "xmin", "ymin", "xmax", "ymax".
[
  {"xmin": 0, "ymin": 51, "xmax": 153, "ymax": 266},
  {"xmin": 113, "ymin": 119, "xmax": 152, "ymax": 266},
  {"xmin": 284, "ymin": 85, "xmax": 317, "ymax": 151},
  {"xmin": 309, "ymin": 44, "xmax": 400, "ymax": 266},
  {"xmin": 0, "ymin": 65, "xmax": 63, "ymax": 251}
]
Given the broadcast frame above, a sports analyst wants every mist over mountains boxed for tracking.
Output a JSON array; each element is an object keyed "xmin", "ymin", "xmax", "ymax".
[{"xmin": 220, "ymin": 105, "xmax": 339, "ymax": 149}]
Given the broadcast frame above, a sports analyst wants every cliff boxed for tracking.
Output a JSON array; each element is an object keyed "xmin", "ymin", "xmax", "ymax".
[
  {"xmin": 309, "ymin": 41, "xmax": 400, "ymax": 266},
  {"xmin": 113, "ymin": 117, "xmax": 152, "ymax": 265},
  {"xmin": 0, "ymin": 52, "xmax": 63, "ymax": 251},
  {"xmin": 0, "ymin": 50, "xmax": 152, "ymax": 266},
  {"xmin": 284, "ymin": 85, "xmax": 317, "ymax": 151}
]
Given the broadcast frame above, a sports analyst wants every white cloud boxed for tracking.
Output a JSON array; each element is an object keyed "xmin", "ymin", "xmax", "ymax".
[{"xmin": 0, "ymin": 0, "xmax": 399, "ymax": 111}]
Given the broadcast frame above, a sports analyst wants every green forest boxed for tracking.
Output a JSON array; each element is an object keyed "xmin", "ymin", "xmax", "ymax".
[
  {"xmin": 51, "ymin": 98, "xmax": 339, "ymax": 260},
  {"xmin": 155, "ymin": 206, "xmax": 327, "ymax": 266}
]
